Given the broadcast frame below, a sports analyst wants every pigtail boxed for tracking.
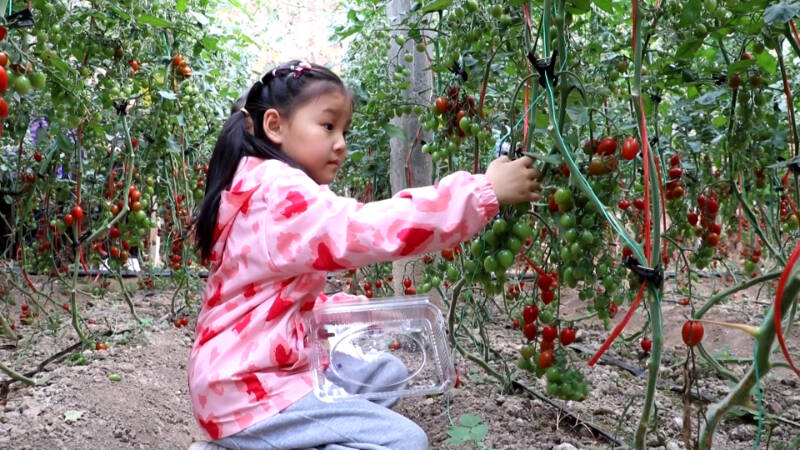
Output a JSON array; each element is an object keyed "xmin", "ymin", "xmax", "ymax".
[{"xmin": 195, "ymin": 111, "xmax": 250, "ymax": 262}]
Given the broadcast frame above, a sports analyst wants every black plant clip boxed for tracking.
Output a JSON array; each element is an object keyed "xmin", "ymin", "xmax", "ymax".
[
  {"xmin": 6, "ymin": 8, "xmax": 35, "ymax": 28},
  {"xmin": 624, "ymin": 255, "xmax": 663, "ymax": 288},
  {"xmin": 449, "ymin": 61, "xmax": 468, "ymax": 82},
  {"xmin": 527, "ymin": 49, "xmax": 558, "ymax": 88},
  {"xmin": 776, "ymin": 156, "xmax": 800, "ymax": 175}
]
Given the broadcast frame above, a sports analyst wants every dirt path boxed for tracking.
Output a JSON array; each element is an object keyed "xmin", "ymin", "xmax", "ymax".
[{"xmin": 1, "ymin": 276, "xmax": 798, "ymax": 449}]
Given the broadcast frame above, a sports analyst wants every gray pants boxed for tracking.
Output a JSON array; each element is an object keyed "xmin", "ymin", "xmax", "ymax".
[{"xmin": 208, "ymin": 353, "xmax": 428, "ymax": 450}]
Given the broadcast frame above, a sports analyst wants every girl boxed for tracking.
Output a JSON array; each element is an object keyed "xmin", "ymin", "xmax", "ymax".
[{"xmin": 189, "ymin": 60, "xmax": 540, "ymax": 449}]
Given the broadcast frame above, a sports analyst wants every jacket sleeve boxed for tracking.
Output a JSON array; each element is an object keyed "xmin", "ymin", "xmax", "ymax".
[{"xmin": 260, "ymin": 165, "xmax": 499, "ymax": 275}]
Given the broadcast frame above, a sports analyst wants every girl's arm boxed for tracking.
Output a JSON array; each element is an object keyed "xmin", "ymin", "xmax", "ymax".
[{"xmin": 261, "ymin": 166, "xmax": 499, "ymax": 275}]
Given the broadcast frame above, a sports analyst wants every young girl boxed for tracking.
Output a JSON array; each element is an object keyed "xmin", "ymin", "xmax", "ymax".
[{"xmin": 190, "ymin": 60, "xmax": 540, "ymax": 449}]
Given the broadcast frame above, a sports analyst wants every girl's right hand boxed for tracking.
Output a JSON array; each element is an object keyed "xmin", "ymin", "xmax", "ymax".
[{"xmin": 485, "ymin": 155, "xmax": 541, "ymax": 205}]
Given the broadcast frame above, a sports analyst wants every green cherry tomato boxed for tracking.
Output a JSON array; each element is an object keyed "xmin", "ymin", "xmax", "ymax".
[
  {"xmin": 14, "ymin": 75, "xmax": 32, "ymax": 95},
  {"xmin": 497, "ymin": 249, "xmax": 514, "ymax": 269},
  {"xmin": 492, "ymin": 218, "xmax": 508, "ymax": 235},
  {"xmin": 512, "ymin": 221, "xmax": 532, "ymax": 239}
]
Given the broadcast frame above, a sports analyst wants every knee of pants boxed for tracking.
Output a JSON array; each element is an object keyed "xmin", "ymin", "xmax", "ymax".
[{"xmin": 383, "ymin": 418, "xmax": 428, "ymax": 450}]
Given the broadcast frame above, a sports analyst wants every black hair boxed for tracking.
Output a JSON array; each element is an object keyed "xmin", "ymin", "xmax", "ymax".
[{"xmin": 195, "ymin": 60, "xmax": 349, "ymax": 262}]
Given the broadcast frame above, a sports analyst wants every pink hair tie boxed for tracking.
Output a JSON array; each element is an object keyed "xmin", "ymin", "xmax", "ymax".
[{"xmin": 291, "ymin": 62, "xmax": 312, "ymax": 78}]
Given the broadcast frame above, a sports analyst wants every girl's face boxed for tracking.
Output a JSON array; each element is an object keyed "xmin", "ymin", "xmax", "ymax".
[{"xmin": 267, "ymin": 88, "xmax": 352, "ymax": 185}]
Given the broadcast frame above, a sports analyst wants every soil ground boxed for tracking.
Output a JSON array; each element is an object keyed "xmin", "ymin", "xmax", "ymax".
[{"xmin": 1, "ymin": 272, "xmax": 799, "ymax": 450}]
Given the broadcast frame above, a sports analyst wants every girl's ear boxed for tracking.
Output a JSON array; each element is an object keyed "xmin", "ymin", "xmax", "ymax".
[{"xmin": 263, "ymin": 108, "xmax": 284, "ymax": 144}]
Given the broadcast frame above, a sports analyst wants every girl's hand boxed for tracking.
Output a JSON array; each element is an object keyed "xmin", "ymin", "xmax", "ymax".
[{"xmin": 485, "ymin": 155, "xmax": 541, "ymax": 205}]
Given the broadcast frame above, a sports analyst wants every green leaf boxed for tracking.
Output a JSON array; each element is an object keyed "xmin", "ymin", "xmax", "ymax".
[
  {"xmin": 176, "ymin": 0, "xmax": 187, "ymax": 12},
  {"xmin": 679, "ymin": 0, "xmax": 702, "ymax": 26},
  {"xmin": 64, "ymin": 410, "xmax": 83, "ymax": 423},
  {"xmin": 756, "ymin": 51, "xmax": 777, "ymax": 75},
  {"xmin": 383, "ymin": 123, "xmax": 407, "ymax": 140},
  {"xmin": 136, "ymin": 14, "xmax": 173, "ymax": 28},
  {"xmin": 712, "ymin": 115, "xmax": 728, "ymax": 127},
  {"xmin": 566, "ymin": 0, "xmax": 591, "ymax": 14},
  {"xmin": 566, "ymin": 105, "xmax": 589, "ymax": 126},
  {"xmin": 189, "ymin": 11, "xmax": 210, "ymax": 26},
  {"xmin": 727, "ymin": 59, "xmax": 755, "ymax": 74},
  {"xmin": 459, "ymin": 413, "xmax": 482, "ymax": 427},
  {"xmin": 594, "ymin": 0, "xmax": 615, "ymax": 13},
  {"xmin": 764, "ymin": 2, "xmax": 800, "ymax": 25},
  {"xmin": 469, "ymin": 423, "xmax": 489, "ymax": 440},
  {"xmin": 676, "ymin": 40, "xmax": 703, "ymax": 59},
  {"xmin": 445, "ymin": 426, "xmax": 470, "ymax": 445},
  {"xmin": 334, "ymin": 25, "xmax": 363, "ymax": 40},
  {"xmin": 696, "ymin": 89, "xmax": 726, "ymax": 105},
  {"xmin": 421, "ymin": 0, "xmax": 452, "ymax": 14},
  {"xmin": 203, "ymin": 36, "xmax": 221, "ymax": 52},
  {"xmin": 158, "ymin": 90, "xmax": 178, "ymax": 100}
]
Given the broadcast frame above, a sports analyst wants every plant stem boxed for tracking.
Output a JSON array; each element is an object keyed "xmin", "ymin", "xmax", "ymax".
[{"xmin": 699, "ymin": 273, "xmax": 800, "ymax": 449}]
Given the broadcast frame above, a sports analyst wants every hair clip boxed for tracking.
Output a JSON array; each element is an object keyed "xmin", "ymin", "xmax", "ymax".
[
  {"xmin": 240, "ymin": 107, "xmax": 250, "ymax": 118},
  {"xmin": 291, "ymin": 62, "xmax": 312, "ymax": 78}
]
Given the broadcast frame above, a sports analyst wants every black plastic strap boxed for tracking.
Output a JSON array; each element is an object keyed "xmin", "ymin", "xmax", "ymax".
[
  {"xmin": 527, "ymin": 49, "xmax": 558, "ymax": 88},
  {"xmin": 449, "ymin": 61, "xmax": 468, "ymax": 82},
  {"xmin": 7, "ymin": 8, "xmax": 34, "ymax": 28},
  {"xmin": 624, "ymin": 255, "xmax": 663, "ymax": 288}
]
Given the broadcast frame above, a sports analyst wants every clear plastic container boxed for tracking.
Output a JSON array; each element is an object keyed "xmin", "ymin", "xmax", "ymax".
[{"xmin": 303, "ymin": 296, "xmax": 456, "ymax": 403}]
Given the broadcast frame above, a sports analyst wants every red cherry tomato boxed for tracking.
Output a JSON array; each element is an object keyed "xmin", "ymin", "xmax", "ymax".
[
  {"xmin": 560, "ymin": 327, "xmax": 576, "ymax": 346},
  {"xmin": 541, "ymin": 324, "xmax": 558, "ymax": 342},
  {"xmin": 523, "ymin": 322, "xmax": 537, "ymax": 341},
  {"xmin": 641, "ymin": 337, "xmax": 652, "ymax": 353},
  {"xmin": 621, "ymin": 137, "xmax": 639, "ymax": 160},
  {"xmin": 72, "ymin": 205, "xmax": 84, "ymax": 221},
  {"xmin": 681, "ymin": 321, "xmax": 704, "ymax": 347},
  {"xmin": 595, "ymin": 136, "xmax": 618, "ymax": 155},
  {"xmin": 522, "ymin": 304, "xmax": 539, "ymax": 324},
  {"xmin": 0, "ymin": 97, "xmax": 8, "ymax": 119},
  {"xmin": 538, "ymin": 350, "xmax": 555, "ymax": 369},
  {"xmin": 0, "ymin": 66, "xmax": 7, "ymax": 94}
]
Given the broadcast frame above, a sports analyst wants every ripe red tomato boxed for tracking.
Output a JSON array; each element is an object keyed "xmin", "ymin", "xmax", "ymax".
[
  {"xmin": 0, "ymin": 66, "xmax": 7, "ymax": 94},
  {"xmin": 541, "ymin": 288, "xmax": 555, "ymax": 304},
  {"xmin": 681, "ymin": 321, "xmax": 704, "ymax": 347},
  {"xmin": 633, "ymin": 198, "xmax": 645, "ymax": 210},
  {"xmin": 404, "ymin": 287, "xmax": 416, "ymax": 295},
  {"xmin": 668, "ymin": 167, "xmax": 683, "ymax": 179},
  {"xmin": 0, "ymin": 52, "xmax": 8, "ymax": 67},
  {"xmin": 595, "ymin": 136, "xmax": 617, "ymax": 155},
  {"xmin": 512, "ymin": 319, "xmax": 520, "ymax": 329},
  {"xmin": 523, "ymin": 322, "xmax": 537, "ymax": 341},
  {"xmin": 618, "ymin": 199, "xmax": 631, "ymax": 210},
  {"xmin": 434, "ymin": 96, "xmax": 448, "ymax": 114},
  {"xmin": 34, "ymin": 152, "xmax": 42, "ymax": 162},
  {"xmin": 375, "ymin": 280, "xmax": 382, "ymax": 288},
  {"xmin": 522, "ymin": 305, "xmax": 539, "ymax": 324},
  {"xmin": 110, "ymin": 227, "xmax": 121, "ymax": 239},
  {"xmin": 0, "ymin": 27, "xmax": 6, "ymax": 42},
  {"xmin": 704, "ymin": 232, "xmax": 719, "ymax": 247},
  {"xmin": 560, "ymin": 327, "xmax": 576, "ymax": 346},
  {"xmin": 687, "ymin": 211, "xmax": 699, "ymax": 226},
  {"xmin": 403, "ymin": 278, "xmax": 412, "ymax": 288},
  {"xmin": 172, "ymin": 55, "xmax": 185, "ymax": 66},
  {"xmin": 110, "ymin": 246, "xmax": 121, "ymax": 259},
  {"xmin": 583, "ymin": 139, "xmax": 599, "ymax": 153},
  {"xmin": 0, "ymin": 97, "xmax": 8, "ymax": 119},
  {"xmin": 708, "ymin": 222, "xmax": 721, "ymax": 235},
  {"xmin": 541, "ymin": 324, "xmax": 558, "ymax": 342},
  {"xmin": 621, "ymin": 137, "xmax": 639, "ymax": 160},
  {"xmin": 180, "ymin": 317, "xmax": 189, "ymax": 327},
  {"xmin": 72, "ymin": 205, "xmax": 84, "ymax": 221},
  {"xmin": 641, "ymin": 337, "xmax": 652, "ymax": 353},
  {"xmin": 670, "ymin": 154, "xmax": 680, "ymax": 166},
  {"xmin": 63, "ymin": 213, "xmax": 74, "ymax": 227},
  {"xmin": 729, "ymin": 73, "xmax": 742, "ymax": 89},
  {"xmin": 538, "ymin": 350, "xmax": 555, "ymax": 369}
]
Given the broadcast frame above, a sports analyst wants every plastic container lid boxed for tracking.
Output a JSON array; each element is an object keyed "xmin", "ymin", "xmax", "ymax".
[{"xmin": 303, "ymin": 296, "xmax": 456, "ymax": 403}]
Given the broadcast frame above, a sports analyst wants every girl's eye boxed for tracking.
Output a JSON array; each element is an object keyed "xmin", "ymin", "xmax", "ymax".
[{"xmin": 323, "ymin": 123, "xmax": 334, "ymax": 131}]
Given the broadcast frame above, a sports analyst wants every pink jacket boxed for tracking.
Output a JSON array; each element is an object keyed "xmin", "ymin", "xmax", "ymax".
[{"xmin": 188, "ymin": 157, "xmax": 499, "ymax": 439}]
